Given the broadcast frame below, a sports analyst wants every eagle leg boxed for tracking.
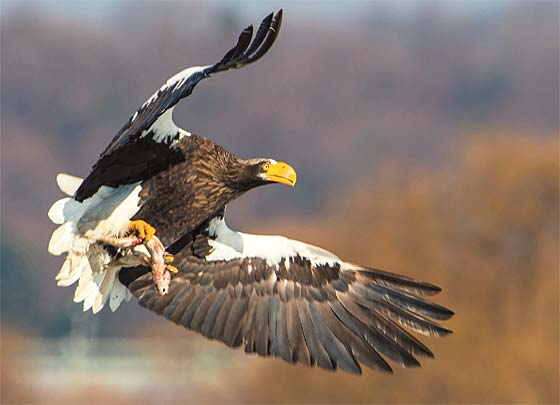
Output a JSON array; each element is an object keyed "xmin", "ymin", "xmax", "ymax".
[
  {"xmin": 128, "ymin": 220, "xmax": 156, "ymax": 241},
  {"xmin": 96, "ymin": 235, "xmax": 143, "ymax": 249}
]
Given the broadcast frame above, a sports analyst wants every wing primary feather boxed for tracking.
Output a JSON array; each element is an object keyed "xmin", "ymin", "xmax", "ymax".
[
  {"xmin": 162, "ymin": 282, "xmax": 190, "ymax": 319},
  {"xmin": 328, "ymin": 300, "xmax": 393, "ymax": 373},
  {"xmin": 208, "ymin": 10, "xmax": 283, "ymax": 75},
  {"xmin": 268, "ymin": 296, "xmax": 281, "ymax": 356},
  {"xmin": 169, "ymin": 285, "xmax": 197, "ymax": 324},
  {"xmin": 307, "ymin": 302, "xmax": 361, "ymax": 374},
  {"xmin": 254, "ymin": 295, "xmax": 270, "ymax": 356},
  {"xmin": 286, "ymin": 300, "xmax": 311, "ymax": 366},
  {"xmin": 217, "ymin": 25, "xmax": 253, "ymax": 69},
  {"xmin": 214, "ymin": 40, "xmax": 240, "ymax": 69},
  {"xmin": 357, "ymin": 283, "xmax": 454, "ymax": 320},
  {"xmin": 148, "ymin": 282, "xmax": 183, "ymax": 315},
  {"xmin": 296, "ymin": 299, "xmax": 334, "ymax": 370},
  {"xmin": 242, "ymin": 290, "xmax": 259, "ymax": 353},
  {"xmin": 331, "ymin": 298, "xmax": 421, "ymax": 368},
  {"xmin": 190, "ymin": 291, "xmax": 218, "ymax": 332},
  {"xmin": 316, "ymin": 302, "xmax": 394, "ymax": 374},
  {"xmin": 127, "ymin": 273, "xmax": 153, "ymax": 293},
  {"xmin": 231, "ymin": 25, "xmax": 253, "ymax": 61},
  {"xmin": 180, "ymin": 287, "xmax": 206, "ymax": 329},
  {"xmin": 246, "ymin": 9, "xmax": 283, "ymax": 64},
  {"xmin": 223, "ymin": 296, "xmax": 249, "ymax": 347},
  {"xmin": 244, "ymin": 12, "xmax": 274, "ymax": 57},
  {"xmin": 339, "ymin": 292, "xmax": 434, "ymax": 359},
  {"xmin": 211, "ymin": 295, "xmax": 234, "ymax": 340},
  {"xmin": 201, "ymin": 290, "xmax": 229, "ymax": 338},
  {"xmin": 276, "ymin": 301, "xmax": 293, "ymax": 363},
  {"xmin": 359, "ymin": 267, "xmax": 443, "ymax": 296},
  {"xmin": 137, "ymin": 285, "xmax": 157, "ymax": 307},
  {"xmin": 372, "ymin": 300, "xmax": 453, "ymax": 337}
]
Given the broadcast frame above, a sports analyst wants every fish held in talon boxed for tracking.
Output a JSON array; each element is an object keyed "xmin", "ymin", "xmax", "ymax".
[{"xmin": 142, "ymin": 236, "xmax": 171, "ymax": 295}]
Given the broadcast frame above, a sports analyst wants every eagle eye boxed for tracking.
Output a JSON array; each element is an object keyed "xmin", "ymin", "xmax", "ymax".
[{"xmin": 262, "ymin": 162, "xmax": 270, "ymax": 171}]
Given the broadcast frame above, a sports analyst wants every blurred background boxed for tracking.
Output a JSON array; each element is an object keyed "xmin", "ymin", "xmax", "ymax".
[{"xmin": 1, "ymin": 1, "xmax": 558, "ymax": 403}]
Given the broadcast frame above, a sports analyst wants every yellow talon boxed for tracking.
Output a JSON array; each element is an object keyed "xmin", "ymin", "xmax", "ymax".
[
  {"xmin": 128, "ymin": 220, "xmax": 156, "ymax": 241},
  {"xmin": 164, "ymin": 253, "xmax": 174, "ymax": 263},
  {"xmin": 166, "ymin": 265, "xmax": 179, "ymax": 274}
]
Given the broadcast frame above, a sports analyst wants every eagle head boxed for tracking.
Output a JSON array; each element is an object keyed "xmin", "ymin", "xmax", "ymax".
[
  {"xmin": 220, "ymin": 157, "xmax": 297, "ymax": 191},
  {"xmin": 250, "ymin": 159, "xmax": 297, "ymax": 187}
]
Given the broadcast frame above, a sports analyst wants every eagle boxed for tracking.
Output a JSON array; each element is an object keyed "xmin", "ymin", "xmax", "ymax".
[{"xmin": 48, "ymin": 10, "xmax": 454, "ymax": 375}]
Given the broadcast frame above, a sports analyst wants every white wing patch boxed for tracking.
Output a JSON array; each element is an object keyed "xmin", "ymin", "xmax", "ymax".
[{"xmin": 206, "ymin": 216, "xmax": 342, "ymax": 268}]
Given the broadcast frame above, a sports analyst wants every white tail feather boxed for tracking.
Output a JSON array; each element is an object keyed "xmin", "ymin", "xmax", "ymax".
[
  {"xmin": 55, "ymin": 259, "xmax": 71, "ymax": 281},
  {"xmin": 93, "ymin": 268, "xmax": 118, "ymax": 314},
  {"xmin": 73, "ymin": 260, "xmax": 94, "ymax": 302},
  {"xmin": 49, "ymin": 172, "xmax": 142, "ymax": 314},
  {"xmin": 48, "ymin": 223, "xmax": 75, "ymax": 256},
  {"xmin": 48, "ymin": 198, "xmax": 70, "ymax": 224},
  {"xmin": 56, "ymin": 265, "xmax": 83, "ymax": 287},
  {"xmin": 56, "ymin": 173, "xmax": 83, "ymax": 196},
  {"xmin": 82, "ymin": 271, "xmax": 106, "ymax": 312},
  {"xmin": 109, "ymin": 282, "xmax": 127, "ymax": 312},
  {"xmin": 56, "ymin": 254, "xmax": 88, "ymax": 287}
]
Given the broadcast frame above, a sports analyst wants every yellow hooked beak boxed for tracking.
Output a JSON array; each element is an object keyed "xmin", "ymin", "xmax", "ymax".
[{"xmin": 264, "ymin": 161, "xmax": 297, "ymax": 187}]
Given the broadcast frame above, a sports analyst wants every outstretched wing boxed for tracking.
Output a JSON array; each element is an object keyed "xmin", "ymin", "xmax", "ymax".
[
  {"xmin": 120, "ymin": 216, "xmax": 454, "ymax": 375},
  {"xmin": 75, "ymin": 10, "xmax": 283, "ymax": 202}
]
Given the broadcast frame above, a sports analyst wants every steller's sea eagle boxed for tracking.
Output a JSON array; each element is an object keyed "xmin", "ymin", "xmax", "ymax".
[{"xmin": 48, "ymin": 10, "xmax": 454, "ymax": 375}]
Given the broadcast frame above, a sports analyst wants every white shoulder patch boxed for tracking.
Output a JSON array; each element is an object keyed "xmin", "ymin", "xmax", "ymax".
[
  {"xmin": 137, "ymin": 65, "xmax": 208, "ymax": 143},
  {"xmin": 205, "ymin": 217, "xmax": 342, "ymax": 268},
  {"xmin": 147, "ymin": 108, "xmax": 179, "ymax": 143}
]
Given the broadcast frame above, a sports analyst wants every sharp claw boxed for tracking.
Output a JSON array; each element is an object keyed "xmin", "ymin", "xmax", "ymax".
[{"xmin": 166, "ymin": 265, "xmax": 179, "ymax": 274}]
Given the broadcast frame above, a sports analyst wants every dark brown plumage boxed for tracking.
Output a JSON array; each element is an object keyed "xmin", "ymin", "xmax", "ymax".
[{"xmin": 132, "ymin": 135, "xmax": 262, "ymax": 246}]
